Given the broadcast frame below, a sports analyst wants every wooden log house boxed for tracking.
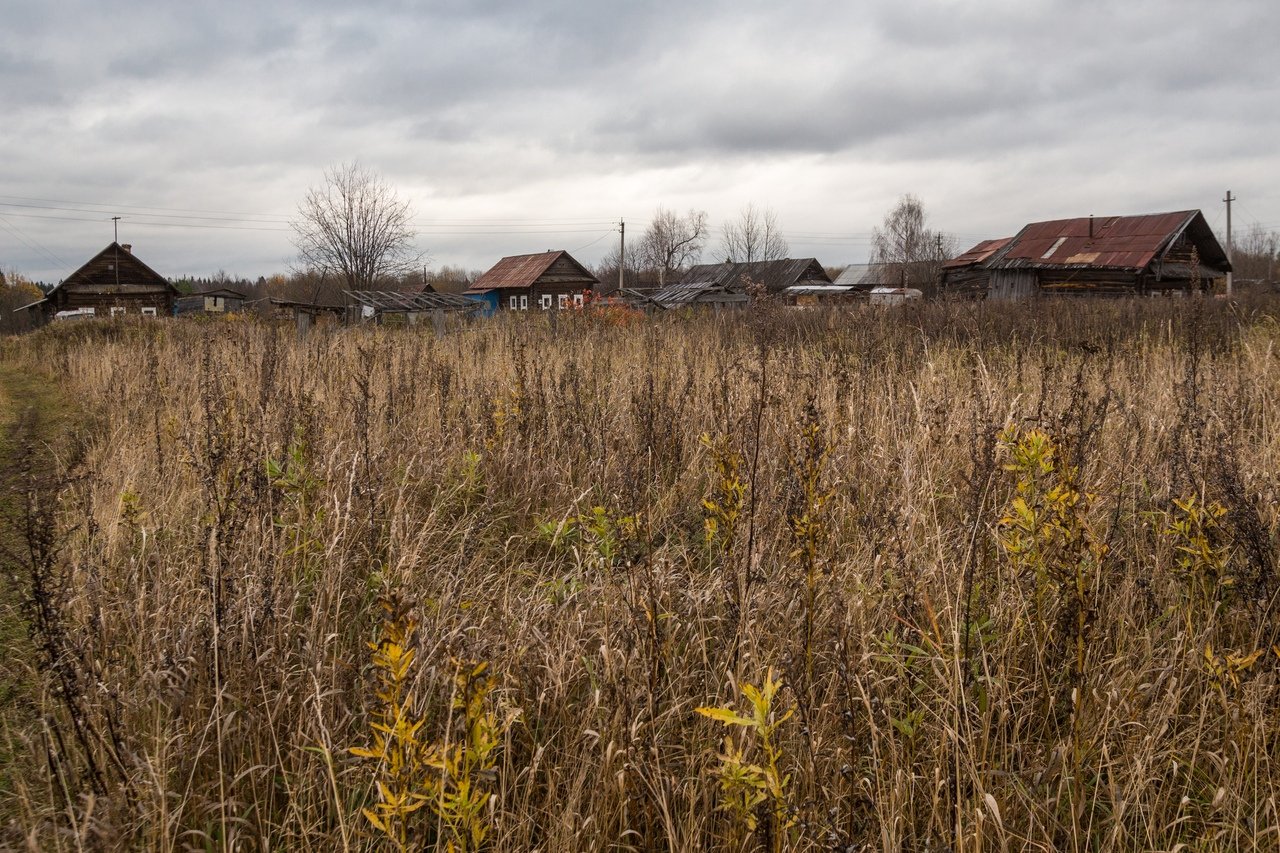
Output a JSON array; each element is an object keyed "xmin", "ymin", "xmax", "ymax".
[
  {"xmin": 463, "ymin": 250, "xmax": 599, "ymax": 314},
  {"xmin": 24, "ymin": 242, "xmax": 178, "ymax": 321},
  {"xmin": 941, "ymin": 210, "xmax": 1231, "ymax": 299}
]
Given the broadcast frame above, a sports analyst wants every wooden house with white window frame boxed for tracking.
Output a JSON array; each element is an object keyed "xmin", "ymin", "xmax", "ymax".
[
  {"xmin": 21, "ymin": 242, "xmax": 177, "ymax": 322},
  {"xmin": 463, "ymin": 250, "xmax": 599, "ymax": 315}
]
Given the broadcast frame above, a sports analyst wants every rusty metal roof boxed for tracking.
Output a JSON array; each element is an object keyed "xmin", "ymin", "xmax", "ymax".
[
  {"xmin": 943, "ymin": 238, "xmax": 1011, "ymax": 270},
  {"xmin": 987, "ymin": 211, "xmax": 1222, "ymax": 271},
  {"xmin": 466, "ymin": 250, "xmax": 598, "ymax": 293}
]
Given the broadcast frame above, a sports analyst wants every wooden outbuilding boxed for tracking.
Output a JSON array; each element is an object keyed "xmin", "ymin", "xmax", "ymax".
[
  {"xmin": 941, "ymin": 210, "xmax": 1231, "ymax": 299},
  {"xmin": 464, "ymin": 250, "xmax": 599, "ymax": 314},
  {"xmin": 175, "ymin": 288, "xmax": 248, "ymax": 315},
  {"xmin": 832, "ymin": 263, "xmax": 896, "ymax": 292},
  {"xmin": 670, "ymin": 256, "xmax": 839, "ymax": 302},
  {"xmin": 25, "ymin": 243, "xmax": 177, "ymax": 321}
]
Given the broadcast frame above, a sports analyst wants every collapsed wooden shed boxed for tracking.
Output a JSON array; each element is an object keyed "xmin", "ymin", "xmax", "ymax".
[
  {"xmin": 344, "ymin": 289, "xmax": 481, "ymax": 325},
  {"xmin": 656, "ymin": 258, "xmax": 834, "ymax": 308}
]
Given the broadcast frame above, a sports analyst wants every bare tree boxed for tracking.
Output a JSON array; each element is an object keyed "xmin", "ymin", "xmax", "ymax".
[
  {"xmin": 870, "ymin": 194, "xmax": 955, "ymax": 292},
  {"xmin": 1232, "ymin": 223, "xmax": 1280, "ymax": 285},
  {"xmin": 719, "ymin": 203, "xmax": 789, "ymax": 263},
  {"xmin": 292, "ymin": 162, "xmax": 424, "ymax": 291},
  {"xmin": 638, "ymin": 207, "xmax": 709, "ymax": 286},
  {"xmin": 593, "ymin": 245, "xmax": 640, "ymax": 294}
]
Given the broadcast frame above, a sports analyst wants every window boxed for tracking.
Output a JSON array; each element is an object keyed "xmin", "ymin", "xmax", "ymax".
[
  {"xmin": 110, "ymin": 306, "xmax": 126, "ymax": 317},
  {"xmin": 573, "ymin": 293, "xmax": 584, "ymax": 308},
  {"xmin": 509, "ymin": 295, "xmax": 518, "ymax": 310},
  {"xmin": 141, "ymin": 307, "xmax": 157, "ymax": 317},
  {"xmin": 540, "ymin": 294, "xmax": 553, "ymax": 310},
  {"xmin": 519, "ymin": 295, "xmax": 528, "ymax": 310},
  {"xmin": 557, "ymin": 294, "xmax": 568, "ymax": 310}
]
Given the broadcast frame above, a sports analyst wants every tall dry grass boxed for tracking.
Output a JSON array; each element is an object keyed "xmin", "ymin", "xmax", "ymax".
[{"xmin": 2, "ymin": 297, "xmax": 1279, "ymax": 851}]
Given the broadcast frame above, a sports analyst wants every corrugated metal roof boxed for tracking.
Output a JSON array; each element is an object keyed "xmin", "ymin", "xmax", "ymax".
[
  {"xmin": 833, "ymin": 263, "xmax": 896, "ymax": 287},
  {"xmin": 988, "ymin": 211, "xmax": 1202, "ymax": 271},
  {"xmin": 783, "ymin": 284, "xmax": 857, "ymax": 295},
  {"xmin": 345, "ymin": 290, "xmax": 479, "ymax": 311},
  {"xmin": 648, "ymin": 281, "xmax": 751, "ymax": 308},
  {"xmin": 466, "ymin": 250, "xmax": 598, "ymax": 293},
  {"xmin": 943, "ymin": 238, "xmax": 1011, "ymax": 270}
]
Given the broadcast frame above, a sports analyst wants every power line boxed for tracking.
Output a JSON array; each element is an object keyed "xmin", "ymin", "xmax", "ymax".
[
  {"xmin": 0, "ymin": 215, "xmax": 68, "ymax": 270},
  {"xmin": 0, "ymin": 194, "xmax": 293, "ymax": 220},
  {"xmin": 0, "ymin": 195, "xmax": 621, "ymax": 228},
  {"xmin": 569, "ymin": 231, "xmax": 614, "ymax": 253},
  {"xmin": 0, "ymin": 208, "xmax": 622, "ymax": 237},
  {"xmin": 0, "ymin": 209, "xmax": 293, "ymax": 231}
]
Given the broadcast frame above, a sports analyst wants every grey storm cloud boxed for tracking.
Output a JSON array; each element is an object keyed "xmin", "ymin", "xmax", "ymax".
[{"xmin": 2, "ymin": 0, "xmax": 1278, "ymax": 281}]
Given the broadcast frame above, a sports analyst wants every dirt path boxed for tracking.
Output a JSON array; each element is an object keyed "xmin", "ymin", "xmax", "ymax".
[{"xmin": 0, "ymin": 361, "xmax": 77, "ymax": 817}]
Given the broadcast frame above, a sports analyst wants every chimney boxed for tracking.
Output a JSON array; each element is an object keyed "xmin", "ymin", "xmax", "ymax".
[
  {"xmin": 1088, "ymin": 216, "xmax": 1093, "ymax": 240},
  {"xmin": 121, "ymin": 243, "xmax": 133, "ymax": 254}
]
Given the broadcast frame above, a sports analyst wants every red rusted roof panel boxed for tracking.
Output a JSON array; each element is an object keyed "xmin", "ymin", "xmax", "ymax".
[
  {"xmin": 943, "ymin": 237, "xmax": 1012, "ymax": 269},
  {"xmin": 469, "ymin": 251, "xmax": 563, "ymax": 291},
  {"xmin": 998, "ymin": 211, "xmax": 1196, "ymax": 270}
]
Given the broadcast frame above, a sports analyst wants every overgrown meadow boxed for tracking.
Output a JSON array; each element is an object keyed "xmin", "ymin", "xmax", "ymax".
[{"xmin": 2, "ymin": 298, "xmax": 1280, "ymax": 851}]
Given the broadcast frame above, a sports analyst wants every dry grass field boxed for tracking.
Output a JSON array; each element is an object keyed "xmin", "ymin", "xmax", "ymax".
[{"xmin": 2, "ymin": 297, "xmax": 1279, "ymax": 851}]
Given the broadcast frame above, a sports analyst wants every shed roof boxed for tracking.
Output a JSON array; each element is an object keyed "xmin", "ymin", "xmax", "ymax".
[
  {"xmin": 192, "ymin": 288, "xmax": 247, "ymax": 299},
  {"xmin": 466, "ymin": 250, "xmax": 598, "ymax": 293},
  {"xmin": 345, "ymin": 290, "xmax": 480, "ymax": 312},
  {"xmin": 650, "ymin": 280, "xmax": 751, "ymax": 308},
  {"xmin": 942, "ymin": 238, "xmax": 1012, "ymax": 270},
  {"xmin": 833, "ymin": 263, "xmax": 896, "ymax": 288},
  {"xmin": 675, "ymin": 258, "xmax": 831, "ymax": 294}
]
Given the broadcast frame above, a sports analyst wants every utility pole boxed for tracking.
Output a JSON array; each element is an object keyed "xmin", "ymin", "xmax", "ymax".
[
  {"xmin": 1224, "ymin": 190, "xmax": 1235, "ymax": 296},
  {"xmin": 618, "ymin": 219, "xmax": 625, "ymax": 295},
  {"xmin": 1268, "ymin": 233, "xmax": 1276, "ymax": 288},
  {"xmin": 112, "ymin": 216, "xmax": 121, "ymax": 288}
]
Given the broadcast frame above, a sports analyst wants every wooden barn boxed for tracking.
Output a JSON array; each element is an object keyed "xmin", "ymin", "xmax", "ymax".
[
  {"xmin": 941, "ymin": 211, "xmax": 1231, "ymax": 299},
  {"xmin": 25, "ymin": 243, "xmax": 177, "ymax": 321},
  {"xmin": 464, "ymin": 250, "xmax": 599, "ymax": 314}
]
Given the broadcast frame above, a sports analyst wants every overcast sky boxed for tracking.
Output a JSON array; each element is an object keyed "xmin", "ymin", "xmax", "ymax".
[{"xmin": 3, "ymin": 0, "xmax": 1278, "ymax": 283}]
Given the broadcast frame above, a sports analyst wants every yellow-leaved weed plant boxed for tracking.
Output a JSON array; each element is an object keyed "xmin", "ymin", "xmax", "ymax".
[
  {"xmin": 350, "ymin": 594, "xmax": 505, "ymax": 852},
  {"xmin": 697, "ymin": 668, "xmax": 795, "ymax": 852}
]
